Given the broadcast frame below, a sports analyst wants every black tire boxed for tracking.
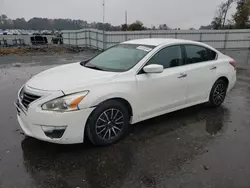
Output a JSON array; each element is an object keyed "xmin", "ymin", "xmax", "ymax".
[
  {"xmin": 209, "ymin": 79, "xmax": 228, "ymax": 107},
  {"xmin": 86, "ymin": 100, "xmax": 130, "ymax": 146}
]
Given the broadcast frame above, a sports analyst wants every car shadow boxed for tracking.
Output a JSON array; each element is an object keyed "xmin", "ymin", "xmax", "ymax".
[{"xmin": 21, "ymin": 103, "xmax": 230, "ymax": 188}]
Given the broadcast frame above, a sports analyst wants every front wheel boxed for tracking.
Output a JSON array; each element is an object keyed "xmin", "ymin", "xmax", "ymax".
[
  {"xmin": 86, "ymin": 100, "xmax": 129, "ymax": 146},
  {"xmin": 209, "ymin": 79, "xmax": 228, "ymax": 107}
]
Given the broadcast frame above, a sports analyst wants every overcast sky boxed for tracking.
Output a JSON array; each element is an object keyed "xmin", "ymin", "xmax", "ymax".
[{"xmin": 0, "ymin": 0, "xmax": 236, "ymax": 29}]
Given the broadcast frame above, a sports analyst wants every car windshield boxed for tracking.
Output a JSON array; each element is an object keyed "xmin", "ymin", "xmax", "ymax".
[{"xmin": 83, "ymin": 44, "xmax": 155, "ymax": 72}]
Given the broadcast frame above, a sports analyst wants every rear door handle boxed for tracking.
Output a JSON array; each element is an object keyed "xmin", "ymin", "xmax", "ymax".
[
  {"xmin": 210, "ymin": 66, "xmax": 217, "ymax": 70},
  {"xmin": 178, "ymin": 73, "xmax": 187, "ymax": 78}
]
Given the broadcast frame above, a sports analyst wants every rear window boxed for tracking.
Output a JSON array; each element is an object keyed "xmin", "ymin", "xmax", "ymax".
[{"xmin": 185, "ymin": 45, "xmax": 217, "ymax": 64}]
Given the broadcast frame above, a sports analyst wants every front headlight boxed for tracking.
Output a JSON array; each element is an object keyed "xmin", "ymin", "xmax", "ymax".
[{"xmin": 42, "ymin": 91, "xmax": 89, "ymax": 112}]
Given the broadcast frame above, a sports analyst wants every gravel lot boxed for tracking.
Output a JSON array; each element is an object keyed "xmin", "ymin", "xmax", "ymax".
[{"xmin": 0, "ymin": 50, "xmax": 250, "ymax": 188}]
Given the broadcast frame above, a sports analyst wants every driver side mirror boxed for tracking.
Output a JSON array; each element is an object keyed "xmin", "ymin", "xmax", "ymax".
[{"xmin": 143, "ymin": 64, "xmax": 164, "ymax": 74}]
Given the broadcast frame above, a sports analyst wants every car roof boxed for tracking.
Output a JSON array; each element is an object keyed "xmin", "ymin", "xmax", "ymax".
[{"xmin": 122, "ymin": 38, "xmax": 202, "ymax": 47}]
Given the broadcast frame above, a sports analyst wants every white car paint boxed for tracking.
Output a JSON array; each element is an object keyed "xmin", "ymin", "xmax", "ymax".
[
  {"xmin": 136, "ymin": 64, "xmax": 188, "ymax": 120},
  {"xmin": 26, "ymin": 63, "xmax": 119, "ymax": 92},
  {"xmin": 16, "ymin": 38, "xmax": 236, "ymax": 144}
]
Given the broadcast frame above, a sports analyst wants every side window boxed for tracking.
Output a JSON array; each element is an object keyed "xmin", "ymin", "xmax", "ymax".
[
  {"xmin": 185, "ymin": 45, "xmax": 217, "ymax": 64},
  {"xmin": 207, "ymin": 48, "xmax": 217, "ymax": 61},
  {"xmin": 147, "ymin": 45, "xmax": 183, "ymax": 69}
]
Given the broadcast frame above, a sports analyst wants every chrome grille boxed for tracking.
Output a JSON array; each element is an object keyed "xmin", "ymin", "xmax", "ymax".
[{"xmin": 20, "ymin": 90, "xmax": 41, "ymax": 109}]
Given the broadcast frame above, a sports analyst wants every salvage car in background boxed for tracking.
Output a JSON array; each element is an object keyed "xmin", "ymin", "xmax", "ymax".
[
  {"xmin": 15, "ymin": 38, "xmax": 236, "ymax": 146},
  {"xmin": 30, "ymin": 35, "xmax": 48, "ymax": 45},
  {"xmin": 52, "ymin": 33, "xmax": 63, "ymax": 44}
]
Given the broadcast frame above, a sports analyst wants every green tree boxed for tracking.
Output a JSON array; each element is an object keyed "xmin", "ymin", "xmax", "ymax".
[
  {"xmin": 0, "ymin": 14, "xmax": 8, "ymax": 29},
  {"xmin": 0, "ymin": 14, "xmax": 7, "ymax": 20},
  {"xmin": 121, "ymin": 24, "xmax": 128, "ymax": 31},
  {"xmin": 128, "ymin": 21, "xmax": 145, "ymax": 31},
  {"xmin": 199, "ymin": 25, "xmax": 213, "ymax": 30},
  {"xmin": 211, "ymin": 17, "xmax": 223, "ymax": 29},
  {"xmin": 233, "ymin": 0, "xmax": 250, "ymax": 28},
  {"xmin": 159, "ymin": 24, "xmax": 170, "ymax": 30},
  {"xmin": 13, "ymin": 18, "xmax": 27, "ymax": 29},
  {"xmin": 0, "ymin": 15, "xmax": 123, "ymax": 31}
]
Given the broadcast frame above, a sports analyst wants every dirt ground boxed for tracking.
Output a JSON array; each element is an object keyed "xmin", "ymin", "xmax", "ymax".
[
  {"xmin": 0, "ymin": 50, "xmax": 250, "ymax": 188},
  {"xmin": 0, "ymin": 45, "xmax": 86, "ymax": 56}
]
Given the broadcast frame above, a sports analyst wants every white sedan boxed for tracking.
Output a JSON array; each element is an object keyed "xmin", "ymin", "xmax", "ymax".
[{"xmin": 15, "ymin": 38, "xmax": 236, "ymax": 145}]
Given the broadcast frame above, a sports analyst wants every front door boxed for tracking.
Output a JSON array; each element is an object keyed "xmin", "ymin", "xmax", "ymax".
[{"xmin": 135, "ymin": 45, "xmax": 188, "ymax": 121}]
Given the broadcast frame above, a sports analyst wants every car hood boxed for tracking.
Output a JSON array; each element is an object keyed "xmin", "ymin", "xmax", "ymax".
[{"xmin": 26, "ymin": 62, "xmax": 119, "ymax": 92}]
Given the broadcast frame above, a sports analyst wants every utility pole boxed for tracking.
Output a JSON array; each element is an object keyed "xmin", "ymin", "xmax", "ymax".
[
  {"xmin": 125, "ymin": 11, "xmax": 127, "ymax": 25},
  {"xmin": 102, "ymin": 0, "xmax": 105, "ymax": 49},
  {"xmin": 103, "ymin": 0, "xmax": 105, "ymax": 26},
  {"xmin": 125, "ymin": 10, "xmax": 128, "ymax": 31}
]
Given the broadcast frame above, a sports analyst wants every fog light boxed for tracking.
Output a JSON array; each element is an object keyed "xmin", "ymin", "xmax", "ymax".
[{"xmin": 41, "ymin": 126, "xmax": 67, "ymax": 139}]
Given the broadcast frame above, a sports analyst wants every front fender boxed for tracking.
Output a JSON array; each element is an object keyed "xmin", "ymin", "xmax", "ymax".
[
  {"xmin": 79, "ymin": 91, "xmax": 139, "ymax": 123},
  {"xmin": 88, "ymin": 92, "xmax": 133, "ymax": 108}
]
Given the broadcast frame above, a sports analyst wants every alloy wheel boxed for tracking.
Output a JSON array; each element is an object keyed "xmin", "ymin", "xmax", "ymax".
[
  {"xmin": 213, "ymin": 83, "xmax": 226, "ymax": 105},
  {"xmin": 95, "ymin": 108, "xmax": 124, "ymax": 140}
]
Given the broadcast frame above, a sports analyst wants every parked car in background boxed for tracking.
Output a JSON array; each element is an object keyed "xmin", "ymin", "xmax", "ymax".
[
  {"xmin": 30, "ymin": 35, "xmax": 48, "ymax": 45},
  {"xmin": 15, "ymin": 39, "xmax": 236, "ymax": 146},
  {"xmin": 52, "ymin": 33, "xmax": 63, "ymax": 44},
  {"xmin": 32, "ymin": 33, "xmax": 41, "ymax": 36},
  {"xmin": 41, "ymin": 30, "xmax": 52, "ymax": 35}
]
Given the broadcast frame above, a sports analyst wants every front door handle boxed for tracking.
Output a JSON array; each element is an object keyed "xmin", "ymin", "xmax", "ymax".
[
  {"xmin": 178, "ymin": 73, "xmax": 187, "ymax": 78},
  {"xmin": 210, "ymin": 66, "xmax": 217, "ymax": 70}
]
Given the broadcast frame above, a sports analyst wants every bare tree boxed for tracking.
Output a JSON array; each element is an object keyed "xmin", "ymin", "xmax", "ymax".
[
  {"xmin": 222, "ymin": 0, "xmax": 235, "ymax": 27},
  {"xmin": 212, "ymin": 0, "xmax": 235, "ymax": 29}
]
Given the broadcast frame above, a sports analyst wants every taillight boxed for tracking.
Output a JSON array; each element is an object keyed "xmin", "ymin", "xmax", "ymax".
[{"xmin": 229, "ymin": 60, "xmax": 236, "ymax": 70}]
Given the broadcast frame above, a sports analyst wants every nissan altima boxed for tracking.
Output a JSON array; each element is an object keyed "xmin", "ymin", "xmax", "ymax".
[{"xmin": 15, "ymin": 38, "xmax": 236, "ymax": 145}]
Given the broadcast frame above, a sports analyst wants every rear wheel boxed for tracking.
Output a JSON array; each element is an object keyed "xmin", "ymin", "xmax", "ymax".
[
  {"xmin": 86, "ymin": 100, "xmax": 129, "ymax": 146},
  {"xmin": 209, "ymin": 79, "xmax": 228, "ymax": 107}
]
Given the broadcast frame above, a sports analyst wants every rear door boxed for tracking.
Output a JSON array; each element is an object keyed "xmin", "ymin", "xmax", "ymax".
[
  {"xmin": 136, "ymin": 45, "xmax": 188, "ymax": 120},
  {"xmin": 183, "ymin": 44, "xmax": 218, "ymax": 104}
]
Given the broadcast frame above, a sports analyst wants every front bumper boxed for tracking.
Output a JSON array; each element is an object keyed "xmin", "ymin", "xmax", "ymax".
[{"xmin": 16, "ymin": 101, "xmax": 94, "ymax": 144}]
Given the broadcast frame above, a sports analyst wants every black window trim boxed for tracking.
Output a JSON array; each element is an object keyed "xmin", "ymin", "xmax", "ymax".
[
  {"xmin": 137, "ymin": 44, "xmax": 185, "ymax": 74},
  {"xmin": 181, "ymin": 44, "xmax": 218, "ymax": 65}
]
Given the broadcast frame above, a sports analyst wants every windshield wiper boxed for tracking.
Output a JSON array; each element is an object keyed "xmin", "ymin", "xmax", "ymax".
[{"xmin": 80, "ymin": 60, "xmax": 89, "ymax": 66}]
